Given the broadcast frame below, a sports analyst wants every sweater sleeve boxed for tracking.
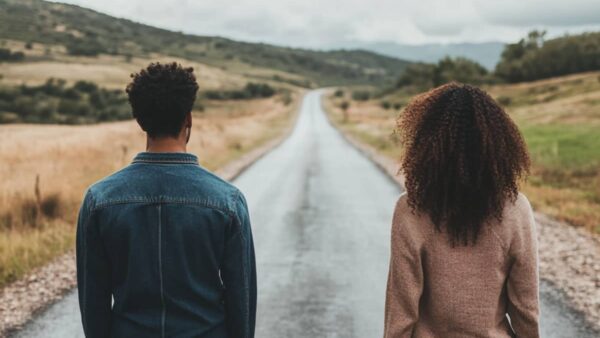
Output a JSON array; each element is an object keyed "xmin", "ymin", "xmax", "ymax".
[
  {"xmin": 384, "ymin": 197, "xmax": 424, "ymax": 338},
  {"xmin": 506, "ymin": 194, "xmax": 540, "ymax": 338}
]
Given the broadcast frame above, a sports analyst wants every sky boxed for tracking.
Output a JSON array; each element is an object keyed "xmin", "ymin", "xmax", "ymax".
[{"xmin": 53, "ymin": 0, "xmax": 600, "ymax": 48}]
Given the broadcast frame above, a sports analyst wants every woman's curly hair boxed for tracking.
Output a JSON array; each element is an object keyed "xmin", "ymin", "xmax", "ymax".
[
  {"xmin": 397, "ymin": 82, "xmax": 530, "ymax": 245},
  {"xmin": 126, "ymin": 62, "xmax": 198, "ymax": 138}
]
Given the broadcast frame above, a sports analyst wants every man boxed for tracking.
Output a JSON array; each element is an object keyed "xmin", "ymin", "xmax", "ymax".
[{"xmin": 76, "ymin": 62, "xmax": 256, "ymax": 338}]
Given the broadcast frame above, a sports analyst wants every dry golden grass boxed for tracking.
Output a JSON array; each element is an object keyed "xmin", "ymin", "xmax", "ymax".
[
  {"xmin": 0, "ymin": 38, "xmax": 309, "ymax": 91},
  {"xmin": 325, "ymin": 72, "xmax": 600, "ymax": 234},
  {"xmin": 0, "ymin": 37, "xmax": 307, "ymax": 286},
  {"xmin": 0, "ymin": 221, "xmax": 75, "ymax": 285},
  {"xmin": 0, "ymin": 54, "xmax": 248, "ymax": 90},
  {"xmin": 0, "ymin": 92, "xmax": 300, "ymax": 286}
]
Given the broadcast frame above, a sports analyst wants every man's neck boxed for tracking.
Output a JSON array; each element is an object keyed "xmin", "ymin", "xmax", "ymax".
[{"xmin": 146, "ymin": 136, "xmax": 187, "ymax": 153}]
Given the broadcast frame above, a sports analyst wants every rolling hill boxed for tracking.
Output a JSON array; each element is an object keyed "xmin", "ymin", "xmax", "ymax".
[
  {"xmin": 0, "ymin": 0, "xmax": 411, "ymax": 86},
  {"xmin": 330, "ymin": 41, "xmax": 505, "ymax": 70}
]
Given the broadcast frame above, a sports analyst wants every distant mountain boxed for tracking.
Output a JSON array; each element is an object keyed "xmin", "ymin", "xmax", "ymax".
[
  {"xmin": 332, "ymin": 41, "xmax": 505, "ymax": 70},
  {"xmin": 0, "ymin": 0, "xmax": 412, "ymax": 86}
]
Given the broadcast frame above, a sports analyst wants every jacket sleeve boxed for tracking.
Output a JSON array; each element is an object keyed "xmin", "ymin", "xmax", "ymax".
[
  {"xmin": 76, "ymin": 189, "xmax": 112, "ymax": 338},
  {"xmin": 222, "ymin": 191, "xmax": 257, "ymax": 338},
  {"xmin": 506, "ymin": 196, "xmax": 540, "ymax": 337},
  {"xmin": 384, "ymin": 198, "xmax": 423, "ymax": 338}
]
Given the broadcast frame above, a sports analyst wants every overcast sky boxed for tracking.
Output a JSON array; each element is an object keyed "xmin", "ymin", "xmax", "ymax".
[{"xmin": 54, "ymin": 0, "xmax": 600, "ymax": 48}]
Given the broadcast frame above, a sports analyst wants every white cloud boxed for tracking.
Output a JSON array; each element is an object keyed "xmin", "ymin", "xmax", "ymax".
[
  {"xmin": 474, "ymin": 0, "xmax": 600, "ymax": 26},
  {"xmin": 51, "ymin": 0, "xmax": 600, "ymax": 47}
]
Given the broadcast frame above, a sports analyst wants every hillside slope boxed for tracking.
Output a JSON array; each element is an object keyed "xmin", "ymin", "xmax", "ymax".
[{"xmin": 0, "ymin": 0, "xmax": 411, "ymax": 86}]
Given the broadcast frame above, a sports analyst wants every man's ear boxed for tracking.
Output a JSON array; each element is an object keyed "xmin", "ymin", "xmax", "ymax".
[
  {"xmin": 135, "ymin": 118, "xmax": 147, "ymax": 132},
  {"xmin": 185, "ymin": 111, "xmax": 192, "ymax": 128}
]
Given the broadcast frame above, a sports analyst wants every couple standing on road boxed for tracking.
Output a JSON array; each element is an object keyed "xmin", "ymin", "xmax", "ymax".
[{"xmin": 76, "ymin": 62, "xmax": 539, "ymax": 338}]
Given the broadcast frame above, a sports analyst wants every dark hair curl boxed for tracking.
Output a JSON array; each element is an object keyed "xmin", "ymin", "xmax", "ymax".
[
  {"xmin": 126, "ymin": 62, "xmax": 198, "ymax": 138},
  {"xmin": 397, "ymin": 82, "xmax": 530, "ymax": 245}
]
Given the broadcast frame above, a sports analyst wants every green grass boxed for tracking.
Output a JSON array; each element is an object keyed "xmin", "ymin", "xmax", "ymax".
[
  {"xmin": 325, "ymin": 72, "xmax": 600, "ymax": 233},
  {"xmin": 522, "ymin": 124, "xmax": 600, "ymax": 171}
]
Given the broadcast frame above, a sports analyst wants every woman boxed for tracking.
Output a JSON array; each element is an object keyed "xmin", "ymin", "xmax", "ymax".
[{"xmin": 384, "ymin": 83, "xmax": 539, "ymax": 337}]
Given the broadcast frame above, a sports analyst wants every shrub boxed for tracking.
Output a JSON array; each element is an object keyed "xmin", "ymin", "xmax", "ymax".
[
  {"xmin": 203, "ymin": 83, "xmax": 276, "ymax": 100},
  {"xmin": 65, "ymin": 38, "xmax": 103, "ymax": 56},
  {"xmin": 73, "ymin": 81, "xmax": 98, "ymax": 93},
  {"xmin": 245, "ymin": 83, "xmax": 275, "ymax": 98},
  {"xmin": 280, "ymin": 91, "xmax": 293, "ymax": 106},
  {"xmin": 340, "ymin": 101, "xmax": 350, "ymax": 122},
  {"xmin": 40, "ymin": 193, "xmax": 64, "ymax": 219},
  {"xmin": 381, "ymin": 101, "xmax": 391, "ymax": 110},
  {"xmin": 0, "ymin": 48, "xmax": 25, "ymax": 62},
  {"xmin": 0, "ymin": 79, "xmax": 130, "ymax": 124},
  {"xmin": 497, "ymin": 96, "xmax": 512, "ymax": 106},
  {"xmin": 334, "ymin": 89, "xmax": 344, "ymax": 97},
  {"xmin": 352, "ymin": 90, "xmax": 370, "ymax": 101}
]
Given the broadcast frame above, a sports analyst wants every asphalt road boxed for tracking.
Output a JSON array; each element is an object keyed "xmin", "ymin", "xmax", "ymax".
[{"xmin": 14, "ymin": 91, "xmax": 598, "ymax": 338}]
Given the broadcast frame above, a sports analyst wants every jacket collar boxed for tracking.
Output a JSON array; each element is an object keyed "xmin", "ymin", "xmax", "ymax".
[{"xmin": 132, "ymin": 152, "xmax": 199, "ymax": 165}]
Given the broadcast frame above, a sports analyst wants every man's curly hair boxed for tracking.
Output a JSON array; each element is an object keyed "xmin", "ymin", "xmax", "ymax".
[
  {"xmin": 126, "ymin": 62, "xmax": 199, "ymax": 138},
  {"xmin": 397, "ymin": 82, "xmax": 530, "ymax": 245}
]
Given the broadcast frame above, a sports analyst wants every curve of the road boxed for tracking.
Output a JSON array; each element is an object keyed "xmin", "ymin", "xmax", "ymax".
[{"xmin": 14, "ymin": 90, "xmax": 597, "ymax": 338}]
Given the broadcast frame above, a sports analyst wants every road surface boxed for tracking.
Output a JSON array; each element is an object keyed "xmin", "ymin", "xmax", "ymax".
[{"xmin": 14, "ymin": 91, "xmax": 598, "ymax": 337}]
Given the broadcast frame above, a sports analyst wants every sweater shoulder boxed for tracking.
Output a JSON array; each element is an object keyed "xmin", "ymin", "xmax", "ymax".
[
  {"xmin": 491, "ymin": 192, "xmax": 536, "ymax": 251},
  {"xmin": 391, "ymin": 193, "xmax": 432, "ymax": 243}
]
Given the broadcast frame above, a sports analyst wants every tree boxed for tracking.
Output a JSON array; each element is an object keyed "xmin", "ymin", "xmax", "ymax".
[
  {"xmin": 493, "ymin": 30, "xmax": 600, "ymax": 83},
  {"xmin": 396, "ymin": 63, "xmax": 436, "ymax": 90},
  {"xmin": 396, "ymin": 57, "xmax": 490, "ymax": 91},
  {"xmin": 433, "ymin": 57, "xmax": 489, "ymax": 86},
  {"xmin": 340, "ymin": 101, "xmax": 350, "ymax": 122}
]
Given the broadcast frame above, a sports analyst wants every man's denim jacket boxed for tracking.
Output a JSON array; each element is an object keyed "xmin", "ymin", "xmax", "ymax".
[{"xmin": 76, "ymin": 152, "xmax": 256, "ymax": 338}]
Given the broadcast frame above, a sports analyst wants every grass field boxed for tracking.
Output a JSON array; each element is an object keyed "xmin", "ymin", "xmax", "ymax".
[
  {"xmin": 0, "ymin": 22, "xmax": 312, "ymax": 287},
  {"xmin": 0, "ymin": 92, "xmax": 300, "ymax": 288},
  {"xmin": 325, "ymin": 72, "xmax": 600, "ymax": 233},
  {"xmin": 0, "ymin": 39, "xmax": 249, "ymax": 90}
]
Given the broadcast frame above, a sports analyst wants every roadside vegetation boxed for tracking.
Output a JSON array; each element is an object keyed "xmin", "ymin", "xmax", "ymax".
[
  {"xmin": 495, "ymin": 31, "xmax": 600, "ymax": 83},
  {"xmin": 0, "ymin": 78, "xmax": 280, "ymax": 124},
  {"xmin": 0, "ymin": 0, "xmax": 309, "ymax": 287},
  {"xmin": 0, "ymin": 47, "xmax": 24, "ymax": 61},
  {"xmin": 0, "ymin": 91, "xmax": 300, "ymax": 287},
  {"xmin": 0, "ymin": 78, "xmax": 130, "ymax": 123},
  {"xmin": 326, "ymin": 71, "xmax": 600, "ymax": 234},
  {"xmin": 203, "ymin": 82, "xmax": 276, "ymax": 100},
  {"xmin": 392, "ymin": 31, "xmax": 600, "ymax": 93}
]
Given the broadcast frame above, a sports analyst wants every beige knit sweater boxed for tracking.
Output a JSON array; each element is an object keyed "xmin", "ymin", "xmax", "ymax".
[{"xmin": 384, "ymin": 193, "xmax": 540, "ymax": 338}]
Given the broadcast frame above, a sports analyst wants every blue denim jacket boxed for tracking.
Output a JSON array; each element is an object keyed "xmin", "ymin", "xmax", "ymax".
[{"xmin": 76, "ymin": 152, "xmax": 256, "ymax": 338}]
